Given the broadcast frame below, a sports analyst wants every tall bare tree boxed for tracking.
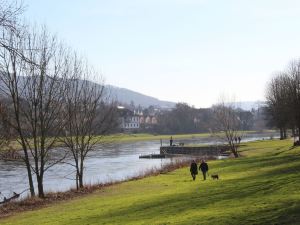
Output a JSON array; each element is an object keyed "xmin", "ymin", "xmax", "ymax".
[
  {"xmin": 286, "ymin": 60, "xmax": 300, "ymax": 139},
  {"xmin": 265, "ymin": 73, "xmax": 290, "ymax": 139},
  {"xmin": 0, "ymin": 26, "xmax": 36, "ymax": 196},
  {"xmin": 20, "ymin": 27, "xmax": 69, "ymax": 198},
  {"xmin": 0, "ymin": 25, "xmax": 69, "ymax": 198},
  {"xmin": 0, "ymin": 1, "xmax": 24, "ymax": 149},
  {"xmin": 211, "ymin": 99, "xmax": 242, "ymax": 158},
  {"xmin": 62, "ymin": 56, "xmax": 117, "ymax": 189}
]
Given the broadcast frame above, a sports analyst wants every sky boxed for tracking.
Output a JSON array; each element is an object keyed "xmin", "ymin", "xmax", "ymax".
[{"xmin": 23, "ymin": 0, "xmax": 300, "ymax": 107}]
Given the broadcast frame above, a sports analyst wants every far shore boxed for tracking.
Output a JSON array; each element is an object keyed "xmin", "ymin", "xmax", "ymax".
[{"xmin": 0, "ymin": 130, "xmax": 277, "ymax": 154}]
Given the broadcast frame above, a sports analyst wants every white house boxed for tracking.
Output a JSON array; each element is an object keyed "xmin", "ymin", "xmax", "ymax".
[{"xmin": 118, "ymin": 106, "xmax": 140, "ymax": 129}]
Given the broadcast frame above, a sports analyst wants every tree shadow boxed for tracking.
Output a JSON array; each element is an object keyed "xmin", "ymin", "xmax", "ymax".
[{"xmin": 64, "ymin": 157, "xmax": 300, "ymax": 225}]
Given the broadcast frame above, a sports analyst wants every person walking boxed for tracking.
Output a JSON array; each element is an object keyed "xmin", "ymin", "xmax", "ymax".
[
  {"xmin": 190, "ymin": 160, "xmax": 198, "ymax": 181},
  {"xmin": 170, "ymin": 136, "xmax": 173, "ymax": 146},
  {"xmin": 199, "ymin": 159, "xmax": 208, "ymax": 180}
]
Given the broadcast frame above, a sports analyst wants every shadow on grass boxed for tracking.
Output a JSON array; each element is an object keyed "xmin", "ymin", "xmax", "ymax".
[
  {"xmin": 274, "ymin": 145, "xmax": 300, "ymax": 156},
  {"xmin": 62, "ymin": 154, "xmax": 300, "ymax": 225},
  {"xmin": 216, "ymin": 154, "xmax": 300, "ymax": 174}
]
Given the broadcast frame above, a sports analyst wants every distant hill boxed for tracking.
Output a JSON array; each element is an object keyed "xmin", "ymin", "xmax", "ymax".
[
  {"xmin": 2, "ymin": 76, "xmax": 263, "ymax": 110},
  {"xmin": 0, "ymin": 75, "xmax": 176, "ymax": 109},
  {"xmin": 106, "ymin": 85, "xmax": 176, "ymax": 109}
]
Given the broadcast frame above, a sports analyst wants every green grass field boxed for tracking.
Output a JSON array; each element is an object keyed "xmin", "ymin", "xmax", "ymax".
[{"xmin": 1, "ymin": 139, "xmax": 300, "ymax": 225}]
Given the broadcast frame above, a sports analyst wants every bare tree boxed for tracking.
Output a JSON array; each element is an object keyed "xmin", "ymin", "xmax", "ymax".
[
  {"xmin": 0, "ymin": 26, "xmax": 35, "ymax": 196},
  {"xmin": 265, "ymin": 60, "xmax": 300, "ymax": 143},
  {"xmin": 211, "ymin": 99, "xmax": 242, "ymax": 158},
  {"xmin": 286, "ymin": 60, "xmax": 300, "ymax": 141},
  {"xmin": 62, "ymin": 56, "xmax": 117, "ymax": 189},
  {"xmin": 0, "ymin": 0, "xmax": 24, "ymax": 150},
  {"xmin": 0, "ymin": 0, "xmax": 24, "ymax": 30},
  {"xmin": 265, "ymin": 73, "xmax": 290, "ymax": 140},
  {"xmin": 19, "ymin": 27, "xmax": 70, "ymax": 198},
  {"xmin": 0, "ymin": 25, "xmax": 69, "ymax": 198},
  {"xmin": 0, "ymin": 1, "xmax": 26, "ymax": 59}
]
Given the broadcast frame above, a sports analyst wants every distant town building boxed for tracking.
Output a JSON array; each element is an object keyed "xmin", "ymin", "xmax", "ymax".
[
  {"xmin": 118, "ymin": 106, "xmax": 140, "ymax": 130},
  {"xmin": 117, "ymin": 105, "xmax": 160, "ymax": 131}
]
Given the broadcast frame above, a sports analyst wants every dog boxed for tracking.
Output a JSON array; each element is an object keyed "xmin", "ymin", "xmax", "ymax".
[{"xmin": 211, "ymin": 174, "xmax": 219, "ymax": 180}]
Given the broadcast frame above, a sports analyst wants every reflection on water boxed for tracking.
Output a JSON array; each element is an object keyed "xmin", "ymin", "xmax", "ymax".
[{"xmin": 0, "ymin": 132, "xmax": 277, "ymax": 199}]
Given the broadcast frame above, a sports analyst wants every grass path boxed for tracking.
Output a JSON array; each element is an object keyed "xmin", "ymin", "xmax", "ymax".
[{"xmin": 1, "ymin": 139, "xmax": 300, "ymax": 224}]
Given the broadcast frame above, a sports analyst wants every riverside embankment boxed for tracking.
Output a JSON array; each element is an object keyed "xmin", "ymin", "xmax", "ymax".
[
  {"xmin": 0, "ymin": 132, "xmax": 277, "ymax": 199},
  {"xmin": 1, "ymin": 138, "xmax": 300, "ymax": 225}
]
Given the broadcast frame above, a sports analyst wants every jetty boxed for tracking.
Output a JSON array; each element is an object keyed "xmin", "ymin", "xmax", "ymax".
[
  {"xmin": 139, "ymin": 154, "xmax": 166, "ymax": 159},
  {"xmin": 160, "ymin": 145, "xmax": 230, "ymax": 157},
  {"xmin": 139, "ymin": 144, "xmax": 231, "ymax": 159}
]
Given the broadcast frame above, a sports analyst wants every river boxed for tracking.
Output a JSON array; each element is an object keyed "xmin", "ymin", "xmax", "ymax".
[{"xmin": 0, "ymin": 132, "xmax": 277, "ymax": 199}]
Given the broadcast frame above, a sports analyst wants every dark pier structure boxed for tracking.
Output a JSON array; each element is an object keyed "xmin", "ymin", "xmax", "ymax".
[{"xmin": 160, "ymin": 145, "xmax": 230, "ymax": 157}]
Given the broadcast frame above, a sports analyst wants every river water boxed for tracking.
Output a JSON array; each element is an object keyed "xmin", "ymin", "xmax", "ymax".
[{"xmin": 0, "ymin": 132, "xmax": 277, "ymax": 199}]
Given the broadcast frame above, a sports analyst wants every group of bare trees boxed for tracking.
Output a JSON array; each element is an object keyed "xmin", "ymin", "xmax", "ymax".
[
  {"xmin": 265, "ymin": 60, "xmax": 300, "ymax": 142},
  {"xmin": 0, "ymin": 1, "xmax": 117, "ymax": 198}
]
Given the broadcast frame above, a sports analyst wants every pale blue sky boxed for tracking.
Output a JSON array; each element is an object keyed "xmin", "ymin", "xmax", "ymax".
[{"xmin": 24, "ymin": 0, "xmax": 300, "ymax": 107}]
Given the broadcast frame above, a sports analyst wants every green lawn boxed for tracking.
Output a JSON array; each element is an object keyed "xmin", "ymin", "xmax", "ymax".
[
  {"xmin": 1, "ymin": 139, "xmax": 300, "ymax": 225},
  {"xmin": 101, "ymin": 130, "xmax": 275, "ymax": 143},
  {"xmin": 102, "ymin": 132, "xmax": 212, "ymax": 143}
]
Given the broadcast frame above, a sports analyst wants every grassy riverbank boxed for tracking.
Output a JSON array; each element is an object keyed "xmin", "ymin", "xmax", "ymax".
[
  {"xmin": 101, "ymin": 130, "xmax": 276, "ymax": 143},
  {"xmin": 102, "ymin": 132, "xmax": 211, "ymax": 143},
  {"xmin": 1, "ymin": 138, "xmax": 300, "ymax": 224}
]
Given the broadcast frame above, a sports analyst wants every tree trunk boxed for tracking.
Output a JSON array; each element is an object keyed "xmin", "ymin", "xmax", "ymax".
[
  {"xmin": 78, "ymin": 173, "xmax": 83, "ymax": 189},
  {"xmin": 37, "ymin": 174, "xmax": 45, "ymax": 198},
  {"xmin": 76, "ymin": 172, "xmax": 79, "ymax": 190},
  {"xmin": 21, "ymin": 143, "xmax": 35, "ymax": 197},
  {"xmin": 229, "ymin": 141, "xmax": 239, "ymax": 158},
  {"xmin": 79, "ymin": 159, "xmax": 84, "ymax": 188},
  {"xmin": 24, "ymin": 155, "xmax": 35, "ymax": 197},
  {"xmin": 280, "ymin": 128, "xmax": 284, "ymax": 140},
  {"xmin": 283, "ymin": 128, "xmax": 287, "ymax": 139},
  {"xmin": 232, "ymin": 150, "xmax": 239, "ymax": 158}
]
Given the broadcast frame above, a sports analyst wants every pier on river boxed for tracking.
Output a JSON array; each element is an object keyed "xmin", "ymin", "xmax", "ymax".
[{"xmin": 160, "ymin": 145, "xmax": 230, "ymax": 156}]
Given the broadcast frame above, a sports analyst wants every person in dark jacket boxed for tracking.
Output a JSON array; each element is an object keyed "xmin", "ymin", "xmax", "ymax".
[
  {"xmin": 190, "ymin": 160, "xmax": 198, "ymax": 180},
  {"xmin": 170, "ymin": 136, "xmax": 173, "ymax": 146},
  {"xmin": 199, "ymin": 159, "xmax": 208, "ymax": 180}
]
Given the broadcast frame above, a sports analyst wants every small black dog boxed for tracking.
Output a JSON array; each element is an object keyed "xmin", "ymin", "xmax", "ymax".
[{"xmin": 211, "ymin": 174, "xmax": 219, "ymax": 180}]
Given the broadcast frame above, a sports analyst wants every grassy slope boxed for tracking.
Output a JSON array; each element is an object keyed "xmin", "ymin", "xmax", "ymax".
[{"xmin": 2, "ymin": 139, "xmax": 300, "ymax": 225}]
